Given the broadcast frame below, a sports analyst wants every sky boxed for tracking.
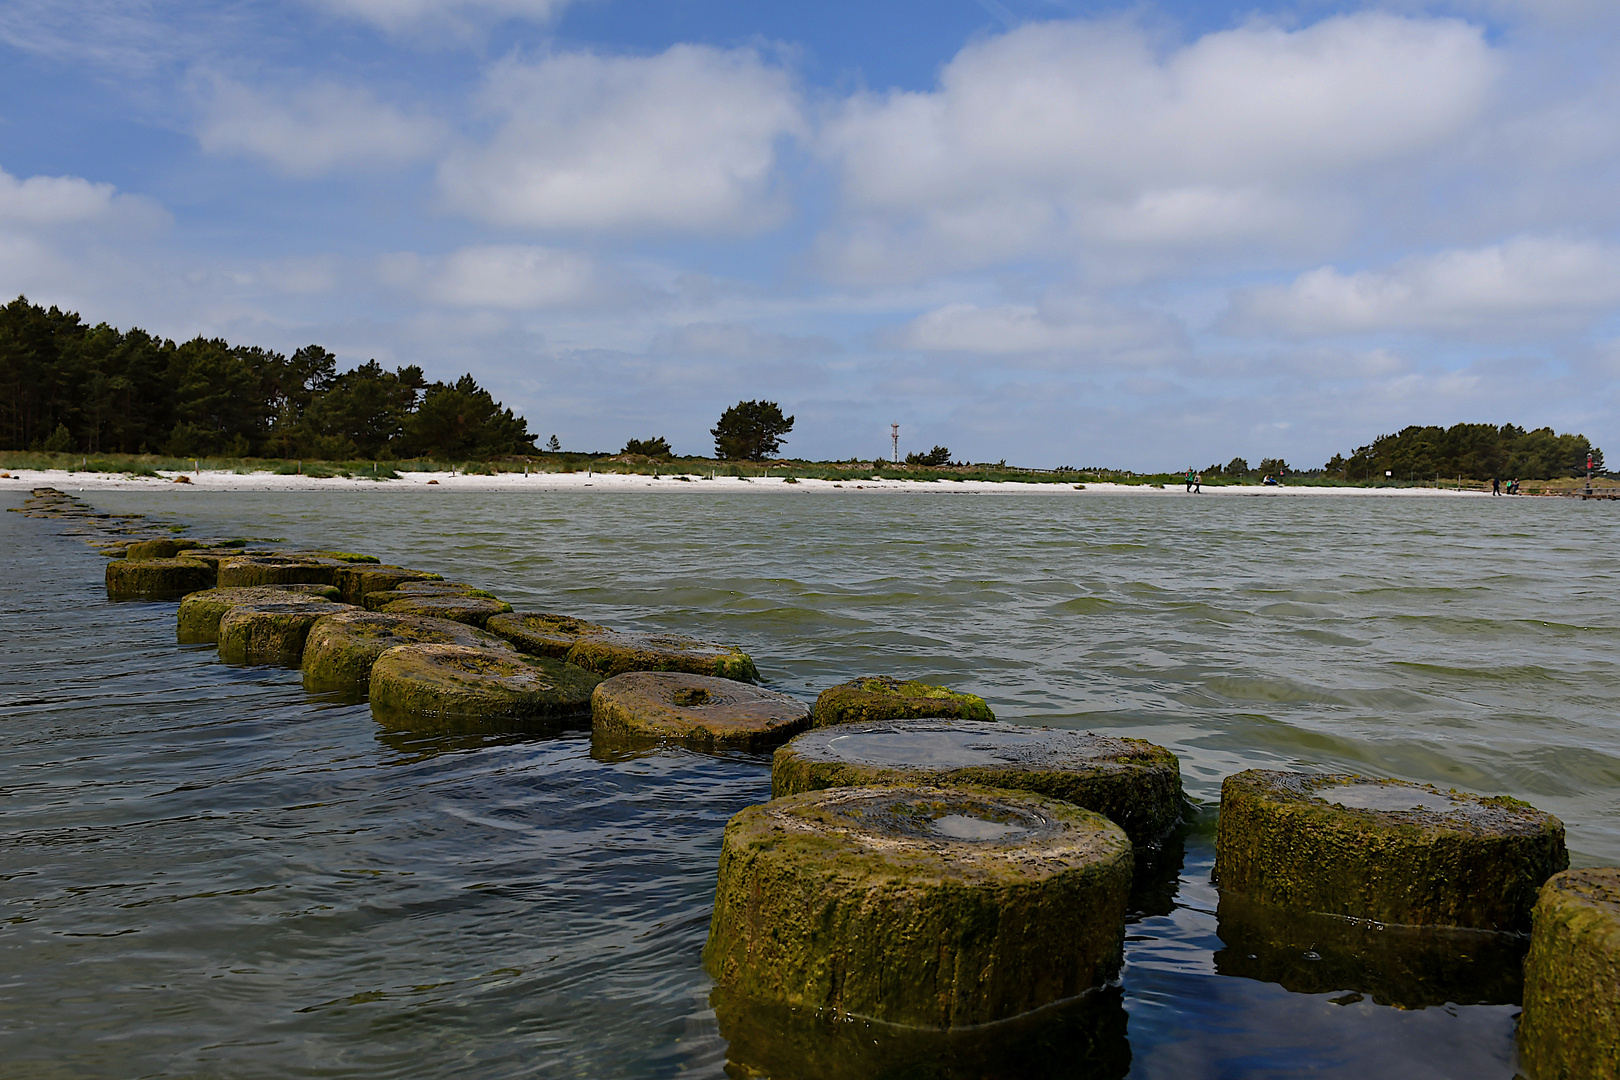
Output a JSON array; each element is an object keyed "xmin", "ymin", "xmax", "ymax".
[{"xmin": 2, "ymin": 0, "xmax": 1618, "ymax": 469}]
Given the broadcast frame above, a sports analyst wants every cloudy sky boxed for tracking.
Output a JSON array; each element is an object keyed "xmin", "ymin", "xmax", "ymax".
[{"xmin": 2, "ymin": 0, "xmax": 1617, "ymax": 468}]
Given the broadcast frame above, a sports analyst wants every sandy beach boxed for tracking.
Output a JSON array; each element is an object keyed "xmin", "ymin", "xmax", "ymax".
[{"xmin": 0, "ymin": 467, "xmax": 1491, "ymax": 496}]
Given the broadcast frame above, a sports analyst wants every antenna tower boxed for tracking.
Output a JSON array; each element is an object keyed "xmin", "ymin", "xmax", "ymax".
[{"xmin": 890, "ymin": 423, "xmax": 899, "ymax": 463}]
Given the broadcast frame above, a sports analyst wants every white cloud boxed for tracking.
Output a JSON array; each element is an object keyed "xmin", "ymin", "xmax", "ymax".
[
  {"xmin": 0, "ymin": 167, "xmax": 166, "ymax": 229},
  {"xmin": 895, "ymin": 298, "xmax": 1185, "ymax": 361},
  {"xmin": 439, "ymin": 44, "xmax": 804, "ymax": 232},
  {"xmin": 380, "ymin": 244, "xmax": 636, "ymax": 309},
  {"xmin": 1227, "ymin": 236, "xmax": 1620, "ymax": 338},
  {"xmin": 819, "ymin": 13, "xmax": 1499, "ymax": 281},
  {"xmin": 312, "ymin": 0, "xmax": 574, "ymax": 34},
  {"xmin": 649, "ymin": 322, "xmax": 838, "ymax": 360},
  {"xmin": 196, "ymin": 76, "xmax": 445, "ymax": 176}
]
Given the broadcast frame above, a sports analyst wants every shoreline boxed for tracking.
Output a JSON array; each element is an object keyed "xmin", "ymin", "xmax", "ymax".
[{"xmin": 0, "ymin": 467, "xmax": 1498, "ymax": 496}]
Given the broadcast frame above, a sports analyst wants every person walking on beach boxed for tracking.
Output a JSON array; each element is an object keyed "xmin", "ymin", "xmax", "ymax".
[
  {"xmin": 1492, "ymin": 477, "xmax": 1501, "ymax": 496},
  {"xmin": 1185, "ymin": 468, "xmax": 1194, "ymax": 493},
  {"xmin": 1194, "ymin": 472, "xmax": 1202, "ymax": 494}
]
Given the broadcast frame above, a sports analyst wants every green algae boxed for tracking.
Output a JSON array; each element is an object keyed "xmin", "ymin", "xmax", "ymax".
[
  {"xmin": 813, "ymin": 676, "xmax": 994, "ymax": 728},
  {"xmin": 771, "ymin": 720, "xmax": 1183, "ymax": 849},
  {"xmin": 218, "ymin": 601, "xmax": 351, "ymax": 666},
  {"xmin": 1213, "ymin": 769, "xmax": 1568, "ymax": 931},
  {"xmin": 217, "ymin": 554, "xmax": 346, "ymax": 588},
  {"xmin": 368, "ymin": 643, "xmax": 603, "ymax": 734},
  {"xmin": 106, "ymin": 557, "xmax": 215, "ymax": 601},
  {"xmin": 124, "ymin": 538, "xmax": 186, "ymax": 560},
  {"xmin": 301, "ymin": 610, "xmax": 514, "ymax": 694},
  {"xmin": 702, "ymin": 784, "xmax": 1132, "ymax": 1028},
  {"xmin": 590, "ymin": 671, "xmax": 809, "ymax": 752},
  {"xmin": 486, "ymin": 612, "xmax": 610, "ymax": 658},
  {"xmin": 176, "ymin": 585, "xmax": 341, "ymax": 644},
  {"xmin": 564, "ymin": 630, "xmax": 758, "ymax": 682},
  {"xmin": 1518, "ymin": 867, "xmax": 1620, "ymax": 1080},
  {"xmin": 327, "ymin": 565, "xmax": 442, "ymax": 605},
  {"xmin": 361, "ymin": 581, "xmax": 494, "ymax": 611}
]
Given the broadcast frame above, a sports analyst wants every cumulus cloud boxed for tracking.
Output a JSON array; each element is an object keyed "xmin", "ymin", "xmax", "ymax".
[
  {"xmin": 196, "ymin": 76, "xmax": 445, "ymax": 176},
  {"xmin": 895, "ymin": 298, "xmax": 1185, "ymax": 362},
  {"xmin": 1226, "ymin": 236, "xmax": 1620, "ymax": 338},
  {"xmin": 649, "ymin": 322, "xmax": 838, "ymax": 360},
  {"xmin": 819, "ymin": 12, "xmax": 1498, "ymax": 281},
  {"xmin": 379, "ymin": 244, "xmax": 644, "ymax": 309},
  {"xmin": 0, "ymin": 167, "xmax": 166, "ymax": 229},
  {"xmin": 439, "ymin": 44, "xmax": 804, "ymax": 232}
]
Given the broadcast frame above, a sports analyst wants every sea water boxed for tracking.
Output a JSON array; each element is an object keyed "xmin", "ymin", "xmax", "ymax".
[{"xmin": 3, "ymin": 487, "xmax": 1616, "ymax": 1078}]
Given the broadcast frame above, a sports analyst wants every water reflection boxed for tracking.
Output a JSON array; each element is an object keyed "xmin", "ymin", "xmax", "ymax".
[
  {"xmin": 1212, "ymin": 894, "xmax": 1525, "ymax": 1008},
  {"xmin": 712, "ymin": 985, "xmax": 1131, "ymax": 1080}
]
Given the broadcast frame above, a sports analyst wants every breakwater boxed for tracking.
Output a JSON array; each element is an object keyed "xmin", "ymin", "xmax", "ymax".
[{"xmin": 3, "ymin": 486, "xmax": 1617, "ymax": 1078}]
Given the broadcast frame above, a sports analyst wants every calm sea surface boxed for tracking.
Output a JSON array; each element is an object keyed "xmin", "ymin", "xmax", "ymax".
[{"xmin": 3, "ymin": 487, "xmax": 1617, "ymax": 1078}]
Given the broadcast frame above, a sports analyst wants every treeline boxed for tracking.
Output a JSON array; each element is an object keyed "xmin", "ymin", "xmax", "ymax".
[
  {"xmin": 1325, "ymin": 423, "xmax": 1602, "ymax": 482},
  {"xmin": 0, "ymin": 296, "xmax": 535, "ymax": 459}
]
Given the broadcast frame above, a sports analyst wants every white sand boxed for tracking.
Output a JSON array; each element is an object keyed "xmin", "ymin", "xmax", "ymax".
[{"xmin": 0, "ymin": 467, "xmax": 1490, "ymax": 496}]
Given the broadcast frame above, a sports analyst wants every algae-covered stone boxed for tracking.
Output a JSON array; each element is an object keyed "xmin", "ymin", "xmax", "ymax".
[
  {"xmin": 125, "ymin": 538, "xmax": 186, "ymax": 560},
  {"xmin": 301, "ymin": 610, "xmax": 514, "ymax": 693},
  {"xmin": 217, "ymin": 554, "xmax": 344, "ymax": 588},
  {"xmin": 329, "ymin": 565, "xmax": 442, "ymax": 605},
  {"xmin": 177, "ymin": 585, "xmax": 341, "ymax": 643},
  {"xmin": 1213, "ymin": 770, "xmax": 1568, "ymax": 930},
  {"xmin": 288, "ymin": 550, "xmax": 380, "ymax": 563},
  {"xmin": 486, "ymin": 612, "xmax": 610, "ymax": 657},
  {"xmin": 361, "ymin": 581, "xmax": 495, "ymax": 611},
  {"xmin": 703, "ymin": 784, "xmax": 1133, "ymax": 1027},
  {"xmin": 711, "ymin": 983, "xmax": 1131, "ymax": 1080},
  {"xmin": 377, "ymin": 594, "xmax": 512, "ymax": 628},
  {"xmin": 565, "ymin": 630, "xmax": 758, "ymax": 682},
  {"xmin": 591, "ymin": 671, "xmax": 809, "ymax": 752},
  {"xmin": 369, "ymin": 643, "xmax": 603, "ymax": 734},
  {"xmin": 106, "ymin": 557, "xmax": 215, "ymax": 600},
  {"xmin": 813, "ymin": 676, "xmax": 993, "ymax": 728},
  {"xmin": 1518, "ymin": 867, "xmax": 1620, "ymax": 1080},
  {"xmin": 218, "ymin": 601, "xmax": 351, "ymax": 666},
  {"xmin": 1213, "ymin": 890, "xmax": 1526, "ymax": 1008},
  {"xmin": 772, "ymin": 719, "xmax": 1183, "ymax": 848}
]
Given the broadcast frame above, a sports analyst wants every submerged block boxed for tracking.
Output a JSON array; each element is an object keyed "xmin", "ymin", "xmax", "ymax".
[
  {"xmin": 1214, "ymin": 770, "xmax": 1567, "ymax": 930},
  {"xmin": 1518, "ymin": 867, "xmax": 1620, "ymax": 1080},
  {"xmin": 368, "ymin": 643, "xmax": 602, "ymax": 734},
  {"xmin": 813, "ymin": 676, "xmax": 993, "ymax": 728},
  {"xmin": 564, "ymin": 630, "xmax": 758, "ymax": 682},
  {"xmin": 217, "ymin": 555, "xmax": 344, "ymax": 588},
  {"xmin": 124, "ymin": 538, "xmax": 186, "ymax": 560},
  {"xmin": 329, "ymin": 565, "xmax": 442, "ymax": 606},
  {"xmin": 106, "ymin": 557, "xmax": 215, "ymax": 601},
  {"xmin": 591, "ymin": 671, "xmax": 809, "ymax": 752},
  {"xmin": 772, "ymin": 719, "xmax": 1183, "ymax": 848},
  {"xmin": 703, "ymin": 784, "xmax": 1132, "ymax": 1028}
]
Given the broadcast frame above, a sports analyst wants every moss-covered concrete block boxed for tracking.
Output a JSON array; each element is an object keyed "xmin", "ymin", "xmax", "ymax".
[
  {"xmin": 177, "ymin": 585, "xmax": 341, "ymax": 643},
  {"xmin": 361, "ymin": 581, "xmax": 495, "ymax": 611},
  {"xmin": 106, "ymin": 557, "xmax": 215, "ymax": 601},
  {"xmin": 772, "ymin": 719, "xmax": 1182, "ymax": 849},
  {"xmin": 124, "ymin": 538, "xmax": 186, "ymax": 560},
  {"xmin": 703, "ymin": 784, "xmax": 1133, "ymax": 1027},
  {"xmin": 377, "ymin": 594, "xmax": 512, "ymax": 628},
  {"xmin": 301, "ymin": 610, "xmax": 514, "ymax": 693},
  {"xmin": 369, "ymin": 643, "xmax": 603, "ymax": 734},
  {"xmin": 1213, "ymin": 770, "xmax": 1567, "ymax": 930},
  {"xmin": 1213, "ymin": 891, "xmax": 1526, "ymax": 1009},
  {"xmin": 486, "ymin": 612, "xmax": 610, "ymax": 658},
  {"xmin": 218, "ymin": 601, "xmax": 350, "ymax": 666},
  {"xmin": 565, "ymin": 630, "xmax": 758, "ymax": 682},
  {"xmin": 217, "ymin": 555, "xmax": 345, "ymax": 588},
  {"xmin": 1518, "ymin": 867, "xmax": 1620, "ymax": 1080},
  {"xmin": 288, "ymin": 550, "xmax": 380, "ymax": 563},
  {"xmin": 329, "ymin": 565, "xmax": 442, "ymax": 605},
  {"xmin": 591, "ymin": 671, "xmax": 809, "ymax": 752},
  {"xmin": 813, "ymin": 676, "xmax": 993, "ymax": 728}
]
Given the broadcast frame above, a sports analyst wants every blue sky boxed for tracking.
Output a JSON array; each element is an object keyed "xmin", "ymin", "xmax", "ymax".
[{"xmin": 2, "ymin": 0, "xmax": 1617, "ymax": 467}]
